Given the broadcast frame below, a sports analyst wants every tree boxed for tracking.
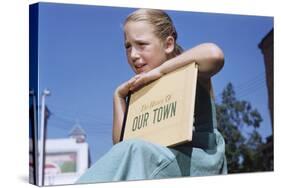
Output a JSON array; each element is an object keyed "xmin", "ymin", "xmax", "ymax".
[{"xmin": 215, "ymin": 82, "xmax": 271, "ymax": 173}]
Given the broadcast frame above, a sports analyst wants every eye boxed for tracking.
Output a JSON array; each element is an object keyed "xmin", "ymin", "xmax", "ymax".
[
  {"xmin": 125, "ymin": 43, "xmax": 131, "ymax": 49},
  {"xmin": 138, "ymin": 42, "xmax": 148, "ymax": 46},
  {"xmin": 137, "ymin": 42, "xmax": 148, "ymax": 50}
]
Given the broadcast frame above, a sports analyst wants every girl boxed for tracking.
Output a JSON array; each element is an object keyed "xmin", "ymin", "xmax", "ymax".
[{"xmin": 77, "ymin": 9, "xmax": 227, "ymax": 183}]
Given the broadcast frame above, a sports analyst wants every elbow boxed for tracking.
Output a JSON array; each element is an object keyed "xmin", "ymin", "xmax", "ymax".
[
  {"xmin": 112, "ymin": 132, "xmax": 121, "ymax": 145},
  {"xmin": 200, "ymin": 43, "xmax": 224, "ymax": 78},
  {"xmin": 208, "ymin": 43, "xmax": 224, "ymax": 72},
  {"xmin": 113, "ymin": 140, "xmax": 118, "ymax": 145},
  {"xmin": 112, "ymin": 135, "xmax": 119, "ymax": 145}
]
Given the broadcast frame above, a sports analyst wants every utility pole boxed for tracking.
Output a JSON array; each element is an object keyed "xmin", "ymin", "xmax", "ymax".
[{"xmin": 38, "ymin": 89, "xmax": 51, "ymax": 186}]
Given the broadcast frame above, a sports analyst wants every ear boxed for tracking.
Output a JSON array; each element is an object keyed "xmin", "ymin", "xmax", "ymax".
[{"xmin": 164, "ymin": 36, "xmax": 175, "ymax": 54}]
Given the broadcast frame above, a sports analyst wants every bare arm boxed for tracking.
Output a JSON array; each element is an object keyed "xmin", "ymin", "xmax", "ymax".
[
  {"xmin": 112, "ymin": 77, "xmax": 136, "ymax": 144},
  {"xmin": 159, "ymin": 43, "xmax": 224, "ymax": 79},
  {"xmin": 130, "ymin": 43, "xmax": 224, "ymax": 91},
  {"xmin": 112, "ymin": 93, "xmax": 126, "ymax": 144}
]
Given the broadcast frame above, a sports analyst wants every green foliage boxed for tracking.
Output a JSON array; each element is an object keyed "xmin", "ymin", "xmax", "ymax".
[{"xmin": 216, "ymin": 83, "xmax": 272, "ymax": 173}]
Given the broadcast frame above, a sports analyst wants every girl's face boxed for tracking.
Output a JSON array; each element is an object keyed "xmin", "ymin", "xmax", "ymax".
[{"xmin": 124, "ymin": 21, "xmax": 169, "ymax": 74}]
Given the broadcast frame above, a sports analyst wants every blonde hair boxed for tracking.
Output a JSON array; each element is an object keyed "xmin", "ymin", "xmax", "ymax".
[{"xmin": 124, "ymin": 9, "xmax": 183, "ymax": 58}]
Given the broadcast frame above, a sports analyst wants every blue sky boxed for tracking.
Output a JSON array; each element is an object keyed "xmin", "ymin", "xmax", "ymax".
[{"xmin": 34, "ymin": 2, "xmax": 273, "ymax": 164}]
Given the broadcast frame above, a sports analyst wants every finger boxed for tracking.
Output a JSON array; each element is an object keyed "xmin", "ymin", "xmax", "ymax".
[
  {"xmin": 127, "ymin": 77, "xmax": 137, "ymax": 86},
  {"xmin": 134, "ymin": 74, "xmax": 141, "ymax": 79},
  {"xmin": 131, "ymin": 77, "xmax": 146, "ymax": 91}
]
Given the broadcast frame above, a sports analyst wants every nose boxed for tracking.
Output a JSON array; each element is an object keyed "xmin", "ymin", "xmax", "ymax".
[{"xmin": 130, "ymin": 46, "xmax": 140, "ymax": 61}]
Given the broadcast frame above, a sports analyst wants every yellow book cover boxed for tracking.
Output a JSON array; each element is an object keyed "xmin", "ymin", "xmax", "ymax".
[{"xmin": 121, "ymin": 62, "xmax": 198, "ymax": 146}]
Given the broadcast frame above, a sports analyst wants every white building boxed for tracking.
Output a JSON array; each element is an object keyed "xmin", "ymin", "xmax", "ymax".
[{"xmin": 44, "ymin": 123, "xmax": 91, "ymax": 186}]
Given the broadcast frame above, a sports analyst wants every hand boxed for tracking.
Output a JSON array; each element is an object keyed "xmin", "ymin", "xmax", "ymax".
[
  {"xmin": 130, "ymin": 68, "xmax": 163, "ymax": 92},
  {"xmin": 115, "ymin": 76, "xmax": 137, "ymax": 99}
]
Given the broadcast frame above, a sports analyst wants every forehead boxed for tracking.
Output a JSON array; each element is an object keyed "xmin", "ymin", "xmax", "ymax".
[{"xmin": 124, "ymin": 21, "xmax": 156, "ymax": 40}]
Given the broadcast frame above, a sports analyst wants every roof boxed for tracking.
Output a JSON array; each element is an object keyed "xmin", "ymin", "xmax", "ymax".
[{"xmin": 68, "ymin": 120, "xmax": 86, "ymax": 137}]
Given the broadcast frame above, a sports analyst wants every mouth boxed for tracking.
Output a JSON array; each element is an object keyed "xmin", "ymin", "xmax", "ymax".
[{"xmin": 134, "ymin": 63, "xmax": 147, "ymax": 73}]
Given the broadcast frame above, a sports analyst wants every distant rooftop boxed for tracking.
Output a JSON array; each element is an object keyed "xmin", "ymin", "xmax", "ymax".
[{"xmin": 68, "ymin": 119, "xmax": 86, "ymax": 138}]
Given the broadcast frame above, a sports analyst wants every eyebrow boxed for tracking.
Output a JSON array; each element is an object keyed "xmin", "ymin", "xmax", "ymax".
[{"xmin": 125, "ymin": 39, "xmax": 148, "ymax": 45}]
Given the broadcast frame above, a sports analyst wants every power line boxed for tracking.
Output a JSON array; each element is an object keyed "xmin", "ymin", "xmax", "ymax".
[
  {"xmin": 48, "ymin": 103, "xmax": 113, "ymax": 123},
  {"xmin": 215, "ymin": 71, "xmax": 267, "ymax": 101},
  {"xmin": 48, "ymin": 117, "xmax": 112, "ymax": 136},
  {"xmin": 236, "ymin": 82, "xmax": 267, "ymax": 99},
  {"xmin": 49, "ymin": 113, "xmax": 112, "ymax": 134},
  {"xmin": 49, "ymin": 110, "xmax": 112, "ymax": 128},
  {"xmin": 234, "ymin": 71, "xmax": 265, "ymax": 91}
]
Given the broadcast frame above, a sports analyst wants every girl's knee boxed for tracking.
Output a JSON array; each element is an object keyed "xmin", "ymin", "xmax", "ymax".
[{"xmin": 113, "ymin": 139, "xmax": 150, "ymax": 154}]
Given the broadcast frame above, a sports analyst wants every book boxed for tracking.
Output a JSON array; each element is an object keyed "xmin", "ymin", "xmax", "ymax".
[{"xmin": 120, "ymin": 62, "xmax": 198, "ymax": 146}]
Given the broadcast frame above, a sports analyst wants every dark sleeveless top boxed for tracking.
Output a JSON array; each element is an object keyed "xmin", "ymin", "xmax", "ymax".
[
  {"xmin": 174, "ymin": 81, "xmax": 219, "ymax": 150},
  {"xmin": 194, "ymin": 81, "xmax": 216, "ymax": 132}
]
